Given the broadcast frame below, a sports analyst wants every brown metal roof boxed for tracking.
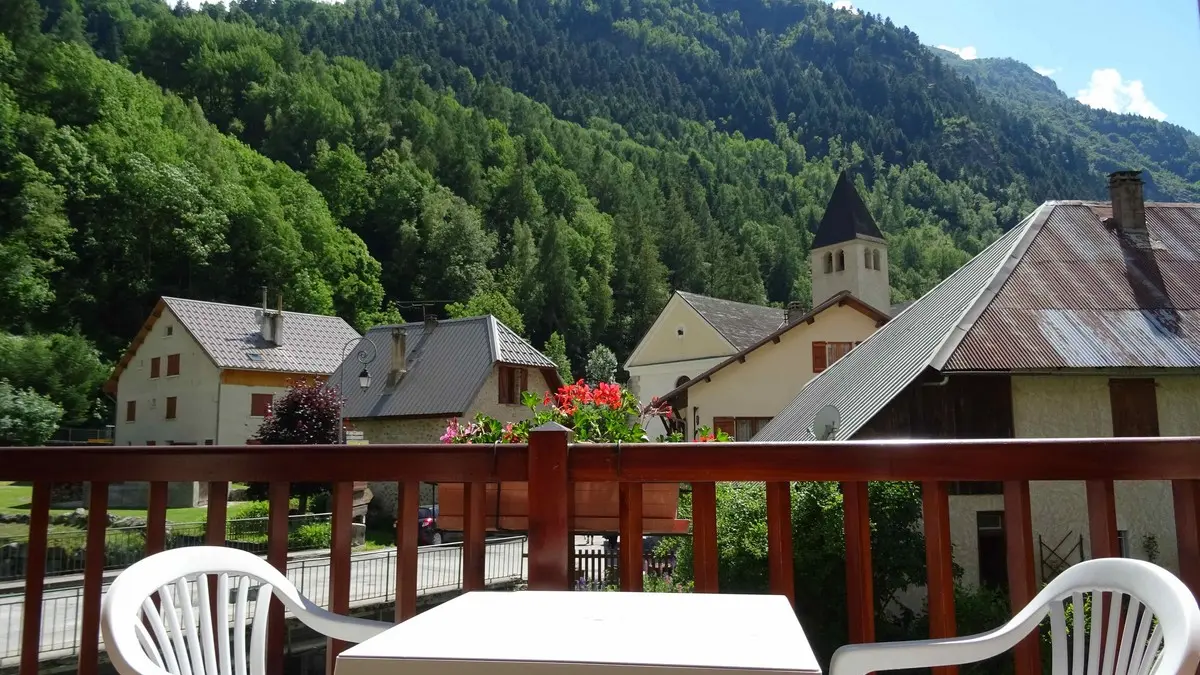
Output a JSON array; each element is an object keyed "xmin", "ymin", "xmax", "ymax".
[{"xmin": 943, "ymin": 202, "xmax": 1200, "ymax": 370}]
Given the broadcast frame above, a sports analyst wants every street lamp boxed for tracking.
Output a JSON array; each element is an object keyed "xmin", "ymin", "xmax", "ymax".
[{"xmin": 340, "ymin": 335, "xmax": 378, "ymax": 444}]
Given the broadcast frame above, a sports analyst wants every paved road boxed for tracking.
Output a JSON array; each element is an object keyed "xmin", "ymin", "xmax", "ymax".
[{"xmin": 0, "ymin": 538, "xmax": 528, "ymax": 665}]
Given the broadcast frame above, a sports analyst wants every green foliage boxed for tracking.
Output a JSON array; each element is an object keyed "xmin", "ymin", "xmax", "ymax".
[
  {"xmin": 0, "ymin": 379, "xmax": 63, "ymax": 445},
  {"xmin": 230, "ymin": 500, "xmax": 272, "ymax": 520},
  {"xmin": 252, "ymin": 379, "xmax": 341, "ymax": 511},
  {"xmin": 584, "ymin": 345, "xmax": 617, "ymax": 384},
  {"xmin": 0, "ymin": 332, "xmax": 109, "ymax": 425},
  {"xmin": 446, "ymin": 288, "xmax": 526, "ymax": 336},
  {"xmin": 542, "ymin": 331, "xmax": 572, "ymax": 382},
  {"xmin": 288, "ymin": 522, "xmax": 332, "ymax": 550}
]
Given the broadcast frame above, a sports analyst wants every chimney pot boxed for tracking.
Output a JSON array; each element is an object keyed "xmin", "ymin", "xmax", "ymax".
[
  {"xmin": 388, "ymin": 328, "xmax": 408, "ymax": 387},
  {"xmin": 786, "ymin": 301, "xmax": 807, "ymax": 325},
  {"xmin": 424, "ymin": 314, "xmax": 438, "ymax": 331},
  {"xmin": 1107, "ymin": 170, "xmax": 1147, "ymax": 236}
]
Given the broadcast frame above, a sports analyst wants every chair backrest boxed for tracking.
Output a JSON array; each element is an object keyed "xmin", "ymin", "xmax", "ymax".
[
  {"xmin": 101, "ymin": 547, "xmax": 389, "ymax": 675},
  {"xmin": 831, "ymin": 558, "xmax": 1200, "ymax": 675},
  {"xmin": 1036, "ymin": 558, "xmax": 1200, "ymax": 675}
]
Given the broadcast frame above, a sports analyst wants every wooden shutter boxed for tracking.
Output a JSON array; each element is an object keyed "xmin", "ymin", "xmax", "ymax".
[
  {"xmin": 498, "ymin": 366, "xmax": 513, "ymax": 404},
  {"xmin": 165, "ymin": 397, "xmax": 177, "ymax": 419},
  {"xmin": 518, "ymin": 368, "xmax": 528, "ymax": 397},
  {"xmin": 812, "ymin": 341, "xmax": 827, "ymax": 373},
  {"xmin": 126, "ymin": 400, "xmax": 136, "ymax": 422},
  {"xmin": 166, "ymin": 354, "xmax": 180, "ymax": 376},
  {"xmin": 713, "ymin": 417, "xmax": 736, "ymax": 439},
  {"xmin": 251, "ymin": 393, "xmax": 273, "ymax": 416},
  {"xmin": 1109, "ymin": 378, "xmax": 1159, "ymax": 437},
  {"xmin": 150, "ymin": 357, "xmax": 161, "ymax": 378}
]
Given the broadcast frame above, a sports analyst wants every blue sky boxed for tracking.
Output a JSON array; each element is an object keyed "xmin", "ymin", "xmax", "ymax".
[{"xmin": 831, "ymin": 0, "xmax": 1200, "ymax": 134}]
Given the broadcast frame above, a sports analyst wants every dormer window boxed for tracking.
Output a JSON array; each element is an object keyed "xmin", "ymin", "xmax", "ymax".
[
  {"xmin": 823, "ymin": 252, "xmax": 833, "ymax": 274},
  {"xmin": 835, "ymin": 250, "xmax": 845, "ymax": 272}
]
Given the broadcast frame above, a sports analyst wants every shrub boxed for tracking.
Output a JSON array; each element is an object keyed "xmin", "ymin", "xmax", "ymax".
[
  {"xmin": 231, "ymin": 501, "xmax": 271, "ymax": 520},
  {"xmin": 288, "ymin": 522, "xmax": 332, "ymax": 550}
]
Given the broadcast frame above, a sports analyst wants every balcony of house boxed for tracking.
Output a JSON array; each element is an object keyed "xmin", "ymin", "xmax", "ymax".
[{"xmin": 4, "ymin": 430, "xmax": 1200, "ymax": 675}]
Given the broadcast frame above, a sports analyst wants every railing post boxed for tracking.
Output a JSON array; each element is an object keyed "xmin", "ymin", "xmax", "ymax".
[
  {"xmin": 205, "ymin": 481, "xmax": 229, "ymax": 545},
  {"xmin": 619, "ymin": 483, "xmax": 644, "ymax": 591},
  {"xmin": 1172, "ymin": 480, "xmax": 1200, "ymax": 599},
  {"xmin": 691, "ymin": 482, "xmax": 719, "ymax": 593},
  {"xmin": 1087, "ymin": 480, "xmax": 1119, "ymax": 558},
  {"xmin": 78, "ymin": 481, "xmax": 109, "ymax": 675},
  {"xmin": 463, "ymin": 481, "xmax": 487, "ymax": 590},
  {"xmin": 842, "ymin": 481, "xmax": 874, "ymax": 644},
  {"xmin": 145, "ymin": 482, "xmax": 168, "ymax": 555},
  {"xmin": 923, "ymin": 481, "xmax": 957, "ymax": 675},
  {"xmin": 266, "ymin": 482, "xmax": 290, "ymax": 675},
  {"xmin": 1004, "ymin": 480, "xmax": 1042, "ymax": 675},
  {"xmin": 528, "ymin": 422, "xmax": 571, "ymax": 590},
  {"xmin": 766, "ymin": 481, "xmax": 795, "ymax": 607},
  {"xmin": 395, "ymin": 481, "xmax": 419, "ymax": 621},
  {"xmin": 326, "ymin": 480, "xmax": 354, "ymax": 673},
  {"xmin": 19, "ymin": 481, "xmax": 50, "ymax": 675}
]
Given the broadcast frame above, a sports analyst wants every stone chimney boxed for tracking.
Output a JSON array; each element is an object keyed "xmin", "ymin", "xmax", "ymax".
[
  {"xmin": 270, "ymin": 292, "xmax": 284, "ymax": 346},
  {"xmin": 786, "ymin": 301, "xmax": 807, "ymax": 325},
  {"xmin": 424, "ymin": 313, "xmax": 438, "ymax": 331},
  {"xmin": 259, "ymin": 287, "xmax": 283, "ymax": 346},
  {"xmin": 1107, "ymin": 170, "xmax": 1147, "ymax": 236},
  {"xmin": 387, "ymin": 327, "xmax": 407, "ymax": 387}
]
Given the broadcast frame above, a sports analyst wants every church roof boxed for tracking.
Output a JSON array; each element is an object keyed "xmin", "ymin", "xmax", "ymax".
[{"xmin": 812, "ymin": 171, "xmax": 885, "ymax": 249}]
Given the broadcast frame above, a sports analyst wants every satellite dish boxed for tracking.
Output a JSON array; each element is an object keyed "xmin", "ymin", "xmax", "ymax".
[{"xmin": 812, "ymin": 405, "xmax": 841, "ymax": 441}]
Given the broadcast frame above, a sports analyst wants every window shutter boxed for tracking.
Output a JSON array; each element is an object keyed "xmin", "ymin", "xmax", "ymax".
[
  {"xmin": 498, "ymin": 366, "xmax": 511, "ymax": 404},
  {"xmin": 519, "ymin": 368, "xmax": 528, "ymax": 397},
  {"xmin": 812, "ymin": 341, "xmax": 827, "ymax": 373},
  {"xmin": 166, "ymin": 397, "xmax": 177, "ymax": 419},
  {"xmin": 166, "ymin": 354, "xmax": 180, "ymax": 376},
  {"xmin": 150, "ymin": 357, "xmax": 161, "ymax": 378},
  {"xmin": 713, "ymin": 417, "xmax": 736, "ymax": 439},
  {"xmin": 126, "ymin": 400, "xmax": 136, "ymax": 422}
]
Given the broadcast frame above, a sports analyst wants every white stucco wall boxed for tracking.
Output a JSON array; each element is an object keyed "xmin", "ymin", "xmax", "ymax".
[
  {"xmin": 114, "ymin": 307, "xmax": 221, "ymax": 447},
  {"xmin": 810, "ymin": 239, "xmax": 890, "ymax": 312},
  {"xmin": 686, "ymin": 303, "xmax": 880, "ymax": 438},
  {"xmin": 627, "ymin": 358, "xmax": 726, "ymax": 440},
  {"xmin": 948, "ymin": 374, "xmax": 1200, "ymax": 588}
]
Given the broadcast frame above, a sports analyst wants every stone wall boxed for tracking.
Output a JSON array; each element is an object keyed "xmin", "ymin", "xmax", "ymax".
[{"xmin": 353, "ymin": 418, "xmax": 444, "ymax": 519}]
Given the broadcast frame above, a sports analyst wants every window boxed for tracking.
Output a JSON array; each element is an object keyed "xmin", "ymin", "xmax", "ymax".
[
  {"xmin": 1118, "ymin": 530, "xmax": 1130, "ymax": 558},
  {"xmin": 204, "ymin": 439, "xmax": 214, "ymax": 445},
  {"xmin": 835, "ymin": 250, "xmax": 845, "ymax": 271},
  {"xmin": 166, "ymin": 354, "xmax": 180, "ymax": 376},
  {"xmin": 165, "ymin": 397, "xmax": 177, "ymax": 420},
  {"xmin": 872, "ymin": 249, "xmax": 881, "ymax": 270},
  {"xmin": 674, "ymin": 375, "xmax": 690, "ymax": 409},
  {"xmin": 823, "ymin": 252, "xmax": 833, "ymax": 274},
  {"xmin": 812, "ymin": 341, "xmax": 855, "ymax": 373},
  {"xmin": 247, "ymin": 353, "xmax": 264, "ymax": 362},
  {"xmin": 165, "ymin": 325, "xmax": 173, "ymax": 336},
  {"xmin": 150, "ymin": 357, "xmax": 161, "ymax": 378},
  {"xmin": 125, "ymin": 400, "xmax": 136, "ymax": 422},
  {"xmin": 712, "ymin": 417, "xmax": 772, "ymax": 441},
  {"xmin": 977, "ymin": 511, "xmax": 1008, "ymax": 591},
  {"xmin": 498, "ymin": 366, "xmax": 526, "ymax": 405},
  {"xmin": 864, "ymin": 248, "xmax": 871, "ymax": 268},
  {"xmin": 251, "ymin": 393, "xmax": 273, "ymax": 417}
]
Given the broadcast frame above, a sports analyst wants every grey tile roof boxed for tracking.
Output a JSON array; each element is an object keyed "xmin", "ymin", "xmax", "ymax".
[
  {"xmin": 676, "ymin": 291, "xmax": 786, "ymax": 351},
  {"xmin": 163, "ymin": 297, "xmax": 360, "ymax": 374},
  {"xmin": 337, "ymin": 316, "xmax": 557, "ymax": 419},
  {"xmin": 754, "ymin": 205, "xmax": 1044, "ymax": 442}
]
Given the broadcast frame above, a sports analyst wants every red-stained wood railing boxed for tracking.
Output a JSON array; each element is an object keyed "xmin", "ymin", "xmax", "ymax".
[{"xmin": 6, "ymin": 433, "xmax": 1200, "ymax": 675}]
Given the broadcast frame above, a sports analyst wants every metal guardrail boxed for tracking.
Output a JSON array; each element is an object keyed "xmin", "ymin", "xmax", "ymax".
[
  {"xmin": 0, "ymin": 513, "xmax": 335, "ymax": 582},
  {"xmin": 0, "ymin": 535, "xmax": 528, "ymax": 665}
]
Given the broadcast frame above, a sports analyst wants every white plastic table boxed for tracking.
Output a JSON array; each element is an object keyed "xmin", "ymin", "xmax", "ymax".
[{"xmin": 336, "ymin": 590, "xmax": 822, "ymax": 675}]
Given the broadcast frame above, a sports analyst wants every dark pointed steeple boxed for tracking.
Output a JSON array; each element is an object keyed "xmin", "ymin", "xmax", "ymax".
[{"xmin": 812, "ymin": 171, "xmax": 884, "ymax": 249}]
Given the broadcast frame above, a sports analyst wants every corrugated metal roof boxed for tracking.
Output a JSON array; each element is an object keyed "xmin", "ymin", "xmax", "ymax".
[
  {"xmin": 337, "ymin": 316, "xmax": 555, "ymax": 419},
  {"xmin": 163, "ymin": 297, "xmax": 360, "ymax": 374},
  {"xmin": 943, "ymin": 202, "xmax": 1200, "ymax": 370},
  {"xmin": 754, "ymin": 206, "xmax": 1043, "ymax": 442},
  {"xmin": 677, "ymin": 291, "xmax": 786, "ymax": 351}
]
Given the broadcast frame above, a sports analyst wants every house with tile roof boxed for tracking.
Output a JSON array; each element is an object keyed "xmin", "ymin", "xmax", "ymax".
[
  {"xmin": 626, "ymin": 171, "xmax": 897, "ymax": 440},
  {"xmin": 757, "ymin": 171, "xmax": 1200, "ymax": 590},
  {"xmin": 103, "ymin": 294, "xmax": 361, "ymax": 506},
  {"xmin": 333, "ymin": 315, "xmax": 563, "ymax": 520}
]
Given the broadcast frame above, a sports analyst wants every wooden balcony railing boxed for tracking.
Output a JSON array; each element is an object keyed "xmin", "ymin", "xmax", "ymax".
[{"xmin": 5, "ymin": 429, "xmax": 1200, "ymax": 675}]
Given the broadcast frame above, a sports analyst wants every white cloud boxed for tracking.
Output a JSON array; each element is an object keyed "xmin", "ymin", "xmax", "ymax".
[
  {"xmin": 938, "ymin": 45, "xmax": 978, "ymax": 60},
  {"xmin": 1075, "ymin": 68, "xmax": 1167, "ymax": 121},
  {"xmin": 1033, "ymin": 66, "xmax": 1058, "ymax": 77},
  {"xmin": 831, "ymin": 0, "xmax": 859, "ymax": 13}
]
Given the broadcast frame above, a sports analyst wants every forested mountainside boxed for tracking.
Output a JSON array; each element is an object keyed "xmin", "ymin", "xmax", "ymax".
[
  {"xmin": 934, "ymin": 49, "xmax": 1200, "ymax": 202},
  {"xmin": 0, "ymin": 0, "xmax": 1176, "ymax": 425}
]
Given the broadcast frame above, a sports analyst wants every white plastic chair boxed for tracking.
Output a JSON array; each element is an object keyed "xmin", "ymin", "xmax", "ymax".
[
  {"xmin": 101, "ymin": 546, "xmax": 391, "ymax": 675},
  {"xmin": 831, "ymin": 558, "xmax": 1200, "ymax": 675}
]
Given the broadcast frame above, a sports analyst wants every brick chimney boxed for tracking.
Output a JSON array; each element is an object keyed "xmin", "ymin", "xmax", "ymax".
[
  {"xmin": 786, "ymin": 301, "xmax": 807, "ymax": 325},
  {"xmin": 387, "ymin": 327, "xmax": 407, "ymax": 387},
  {"xmin": 1107, "ymin": 170, "xmax": 1147, "ymax": 236}
]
